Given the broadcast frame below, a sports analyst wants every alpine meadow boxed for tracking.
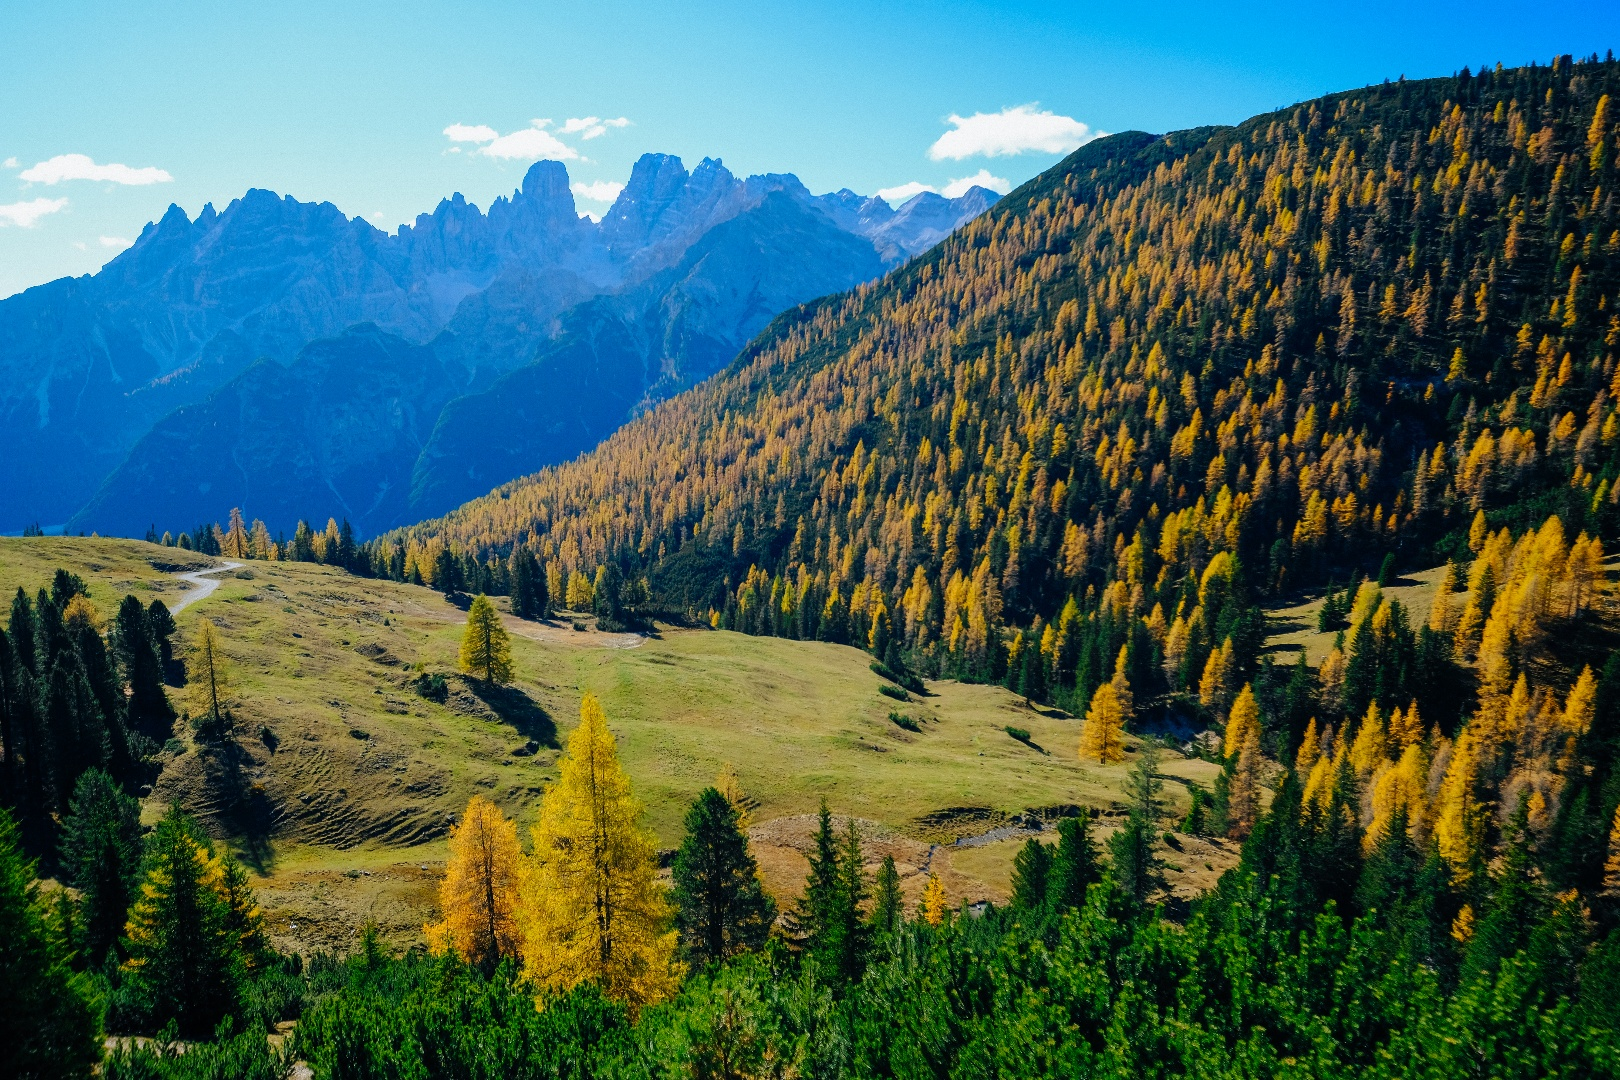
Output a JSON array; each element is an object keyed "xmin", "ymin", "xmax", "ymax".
[{"xmin": 5, "ymin": 31, "xmax": 1620, "ymax": 1080}]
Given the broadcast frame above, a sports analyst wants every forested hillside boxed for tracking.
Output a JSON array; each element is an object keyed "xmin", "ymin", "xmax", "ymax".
[{"xmin": 397, "ymin": 57, "xmax": 1618, "ymax": 688}]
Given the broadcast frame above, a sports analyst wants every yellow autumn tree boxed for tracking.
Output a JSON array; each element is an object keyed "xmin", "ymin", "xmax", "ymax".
[
  {"xmin": 458, "ymin": 594, "xmax": 514, "ymax": 684},
  {"xmin": 1079, "ymin": 648, "xmax": 1130, "ymax": 764},
  {"xmin": 425, "ymin": 795, "xmax": 524, "ymax": 974},
  {"xmin": 921, "ymin": 871, "xmax": 946, "ymax": 926},
  {"xmin": 191, "ymin": 618, "xmax": 230, "ymax": 729},
  {"xmin": 1224, "ymin": 683, "xmax": 1260, "ymax": 761},
  {"xmin": 1295, "ymin": 718, "xmax": 1322, "ymax": 774},
  {"xmin": 519, "ymin": 693, "xmax": 678, "ymax": 1008},
  {"xmin": 1435, "ymin": 730, "xmax": 1485, "ymax": 883},
  {"xmin": 565, "ymin": 570, "xmax": 594, "ymax": 611},
  {"xmin": 1227, "ymin": 724, "xmax": 1262, "ymax": 838},
  {"xmin": 715, "ymin": 762, "xmax": 751, "ymax": 829},
  {"xmin": 1605, "ymin": 804, "xmax": 1620, "ymax": 891}
]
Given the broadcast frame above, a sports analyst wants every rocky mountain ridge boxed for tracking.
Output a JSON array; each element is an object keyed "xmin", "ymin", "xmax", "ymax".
[{"xmin": 0, "ymin": 155, "xmax": 997, "ymax": 533}]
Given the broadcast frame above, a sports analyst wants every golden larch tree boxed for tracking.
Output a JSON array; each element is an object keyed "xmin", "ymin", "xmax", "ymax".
[
  {"xmin": 1227, "ymin": 724, "xmax": 1262, "ymax": 838},
  {"xmin": 459, "ymin": 594, "xmax": 514, "ymax": 684},
  {"xmin": 1224, "ymin": 683, "xmax": 1260, "ymax": 761},
  {"xmin": 1605, "ymin": 804, "xmax": 1620, "ymax": 891},
  {"xmin": 191, "ymin": 618, "xmax": 230, "ymax": 729},
  {"xmin": 1435, "ymin": 730, "xmax": 1485, "ymax": 883},
  {"xmin": 519, "ymin": 693, "xmax": 678, "ymax": 1008},
  {"xmin": 921, "ymin": 871, "xmax": 946, "ymax": 926},
  {"xmin": 1079, "ymin": 648, "xmax": 1130, "ymax": 765},
  {"xmin": 425, "ymin": 795, "xmax": 524, "ymax": 974}
]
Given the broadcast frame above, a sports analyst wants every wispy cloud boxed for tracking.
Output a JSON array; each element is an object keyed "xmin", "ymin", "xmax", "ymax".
[
  {"xmin": 876, "ymin": 170, "xmax": 1010, "ymax": 207},
  {"xmin": 443, "ymin": 123, "xmax": 498, "ymax": 144},
  {"xmin": 2, "ymin": 157, "xmax": 16, "ymax": 169},
  {"xmin": 929, "ymin": 104, "xmax": 1100, "ymax": 161},
  {"xmin": 0, "ymin": 197, "xmax": 69, "ymax": 227},
  {"xmin": 445, "ymin": 116, "xmax": 631, "ymax": 160},
  {"xmin": 20, "ymin": 153, "xmax": 173, "ymax": 185},
  {"xmin": 571, "ymin": 180, "xmax": 624, "ymax": 203},
  {"xmin": 99, "ymin": 235, "xmax": 132, "ymax": 249}
]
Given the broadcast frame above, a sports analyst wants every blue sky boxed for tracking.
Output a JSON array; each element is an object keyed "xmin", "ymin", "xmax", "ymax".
[{"xmin": 2, "ymin": 0, "xmax": 1617, "ymax": 298}]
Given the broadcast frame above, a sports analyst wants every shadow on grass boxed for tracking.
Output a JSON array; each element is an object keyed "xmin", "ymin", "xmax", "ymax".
[{"xmin": 466, "ymin": 680, "xmax": 558, "ymax": 748}]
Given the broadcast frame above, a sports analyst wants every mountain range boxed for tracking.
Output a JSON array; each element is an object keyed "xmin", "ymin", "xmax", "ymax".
[{"xmin": 0, "ymin": 155, "xmax": 996, "ymax": 535}]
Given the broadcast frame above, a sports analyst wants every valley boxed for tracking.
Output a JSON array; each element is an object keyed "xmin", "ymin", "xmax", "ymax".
[{"xmin": 0, "ymin": 535, "xmax": 1223, "ymax": 955}]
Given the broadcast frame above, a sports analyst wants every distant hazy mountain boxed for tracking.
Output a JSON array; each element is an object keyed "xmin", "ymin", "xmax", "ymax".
[{"xmin": 0, "ymin": 154, "xmax": 995, "ymax": 535}]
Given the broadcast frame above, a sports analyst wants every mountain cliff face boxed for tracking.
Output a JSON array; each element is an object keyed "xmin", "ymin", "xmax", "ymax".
[
  {"xmin": 22, "ymin": 156, "xmax": 995, "ymax": 535},
  {"xmin": 0, "ymin": 155, "xmax": 996, "ymax": 534}
]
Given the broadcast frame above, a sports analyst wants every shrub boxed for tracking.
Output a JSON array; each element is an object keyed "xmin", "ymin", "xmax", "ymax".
[
  {"xmin": 1004, "ymin": 725, "xmax": 1032, "ymax": 744},
  {"xmin": 888, "ymin": 711, "xmax": 921, "ymax": 732},
  {"xmin": 878, "ymin": 684, "xmax": 909, "ymax": 703},
  {"xmin": 414, "ymin": 672, "xmax": 448, "ymax": 701},
  {"xmin": 870, "ymin": 661, "xmax": 924, "ymax": 694}
]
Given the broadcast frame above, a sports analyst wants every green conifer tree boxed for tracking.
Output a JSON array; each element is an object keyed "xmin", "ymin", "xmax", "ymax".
[{"xmin": 671, "ymin": 788, "xmax": 775, "ymax": 967}]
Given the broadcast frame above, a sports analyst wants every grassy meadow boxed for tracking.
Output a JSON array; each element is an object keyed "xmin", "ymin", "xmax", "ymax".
[{"xmin": 1, "ymin": 536, "xmax": 1228, "ymax": 953}]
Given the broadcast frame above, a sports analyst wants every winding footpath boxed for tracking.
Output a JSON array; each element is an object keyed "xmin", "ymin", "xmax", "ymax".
[{"xmin": 167, "ymin": 561, "xmax": 242, "ymax": 614}]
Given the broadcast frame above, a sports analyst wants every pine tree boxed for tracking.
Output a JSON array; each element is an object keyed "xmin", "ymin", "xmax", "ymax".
[
  {"xmin": 58, "ymin": 768, "xmax": 142, "ymax": 967},
  {"xmin": 1108, "ymin": 740, "xmax": 1164, "ymax": 904},
  {"xmin": 670, "ymin": 788, "xmax": 775, "ymax": 967},
  {"xmin": 509, "ymin": 549, "xmax": 545, "ymax": 619},
  {"xmin": 145, "ymin": 600, "xmax": 178, "ymax": 685},
  {"xmin": 1046, "ymin": 814, "xmax": 1100, "ymax": 913},
  {"xmin": 1010, "ymin": 836, "xmax": 1052, "ymax": 913},
  {"xmin": 425, "ymin": 795, "xmax": 524, "ymax": 975},
  {"xmin": 121, "ymin": 806, "xmax": 243, "ymax": 1038},
  {"xmin": 519, "ymin": 694, "xmax": 677, "ymax": 1008},
  {"xmin": 458, "ymin": 594, "xmax": 514, "ymax": 685},
  {"xmin": 797, "ymin": 801, "xmax": 866, "ymax": 981},
  {"xmin": 869, "ymin": 855, "xmax": 902, "ymax": 935},
  {"xmin": 433, "ymin": 546, "xmax": 463, "ymax": 595},
  {"xmin": 0, "ymin": 808, "xmax": 99, "ymax": 1080},
  {"xmin": 114, "ymin": 595, "xmax": 172, "ymax": 742}
]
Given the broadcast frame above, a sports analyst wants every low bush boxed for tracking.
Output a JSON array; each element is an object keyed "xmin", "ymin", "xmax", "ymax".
[
  {"xmin": 888, "ymin": 711, "xmax": 921, "ymax": 732},
  {"xmin": 1004, "ymin": 725, "xmax": 1031, "ymax": 744},
  {"xmin": 877, "ymin": 684, "xmax": 909, "ymax": 702}
]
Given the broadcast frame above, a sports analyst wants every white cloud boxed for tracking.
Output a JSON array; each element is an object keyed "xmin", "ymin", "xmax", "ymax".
[
  {"xmin": 2, "ymin": 157, "xmax": 16, "ymax": 169},
  {"xmin": 99, "ymin": 235, "xmax": 131, "ymax": 248},
  {"xmin": 20, "ymin": 153, "xmax": 173, "ymax": 185},
  {"xmin": 443, "ymin": 122, "xmax": 497, "ymax": 143},
  {"xmin": 0, "ymin": 197, "xmax": 69, "ymax": 227},
  {"xmin": 481, "ymin": 124, "xmax": 577, "ymax": 160},
  {"xmin": 876, "ymin": 181, "xmax": 937, "ymax": 205},
  {"xmin": 571, "ymin": 180, "xmax": 624, "ymax": 203},
  {"xmin": 561, "ymin": 117, "xmax": 599, "ymax": 134},
  {"xmin": 928, "ymin": 104, "xmax": 1100, "ymax": 160},
  {"xmin": 943, "ymin": 169, "xmax": 1010, "ymax": 197}
]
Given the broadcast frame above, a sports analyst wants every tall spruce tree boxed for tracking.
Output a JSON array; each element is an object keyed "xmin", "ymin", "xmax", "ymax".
[
  {"xmin": 1047, "ymin": 814, "xmax": 1101, "ymax": 914},
  {"xmin": 671, "ymin": 787, "xmax": 775, "ymax": 967},
  {"xmin": 58, "ymin": 768, "xmax": 143, "ymax": 967},
  {"xmin": 114, "ymin": 595, "xmax": 173, "ymax": 742},
  {"xmin": 120, "ymin": 805, "xmax": 245, "ymax": 1038},
  {"xmin": 798, "ymin": 802, "xmax": 866, "ymax": 981},
  {"xmin": 1010, "ymin": 836, "xmax": 1053, "ymax": 914},
  {"xmin": 0, "ymin": 808, "xmax": 99, "ymax": 1080}
]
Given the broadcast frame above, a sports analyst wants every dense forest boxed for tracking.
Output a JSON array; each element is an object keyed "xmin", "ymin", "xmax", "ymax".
[{"xmin": 8, "ymin": 54, "xmax": 1620, "ymax": 1079}]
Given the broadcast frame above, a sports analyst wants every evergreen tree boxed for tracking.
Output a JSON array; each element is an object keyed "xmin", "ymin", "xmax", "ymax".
[
  {"xmin": 58, "ymin": 768, "xmax": 142, "ymax": 967},
  {"xmin": 145, "ymin": 600, "xmax": 178, "ymax": 686},
  {"xmin": 1108, "ymin": 741, "xmax": 1164, "ymax": 907},
  {"xmin": 509, "ymin": 549, "xmax": 545, "ymax": 619},
  {"xmin": 114, "ymin": 595, "xmax": 172, "ymax": 742},
  {"xmin": 121, "ymin": 805, "xmax": 244, "ymax": 1038},
  {"xmin": 869, "ymin": 854, "xmax": 901, "ymax": 936},
  {"xmin": 458, "ymin": 594, "xmax": 514, "ymax": 685},
  {"xmin": 0, "ymin": 808, "xmax": 99, "ymax": 1080},
  {"xmin": 670, "ymin": 787, "xmax": 775, "ymax": 967},
  {"xmin": 1010, "ymin": 836, "xmax": 1053, "ymax": 914},
  {"xmin": 798, "ymin": 801, "xmax": 866, "ymax": 981},
  {"xmin": 433, "ymin": 546, "xmax": 463, "ymax": 595},
  {"xmin": 1047, "ymin": 814, "xmax": 1100, "ymax": 914}
]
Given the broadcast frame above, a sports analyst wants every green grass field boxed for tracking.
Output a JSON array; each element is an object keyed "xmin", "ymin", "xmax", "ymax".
[{"xmin": 1, "ymin": 536, "xmax": 1227, "ymax": 952}]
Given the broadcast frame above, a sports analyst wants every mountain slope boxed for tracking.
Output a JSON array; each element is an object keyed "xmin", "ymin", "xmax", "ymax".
[
  {"xmin": 395, "ymin": 59, "xmax": 1620, "ymax": 709},
  {"xmin": 3, "ymin": 157, "xmax": 995, "ymax": 531}
]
